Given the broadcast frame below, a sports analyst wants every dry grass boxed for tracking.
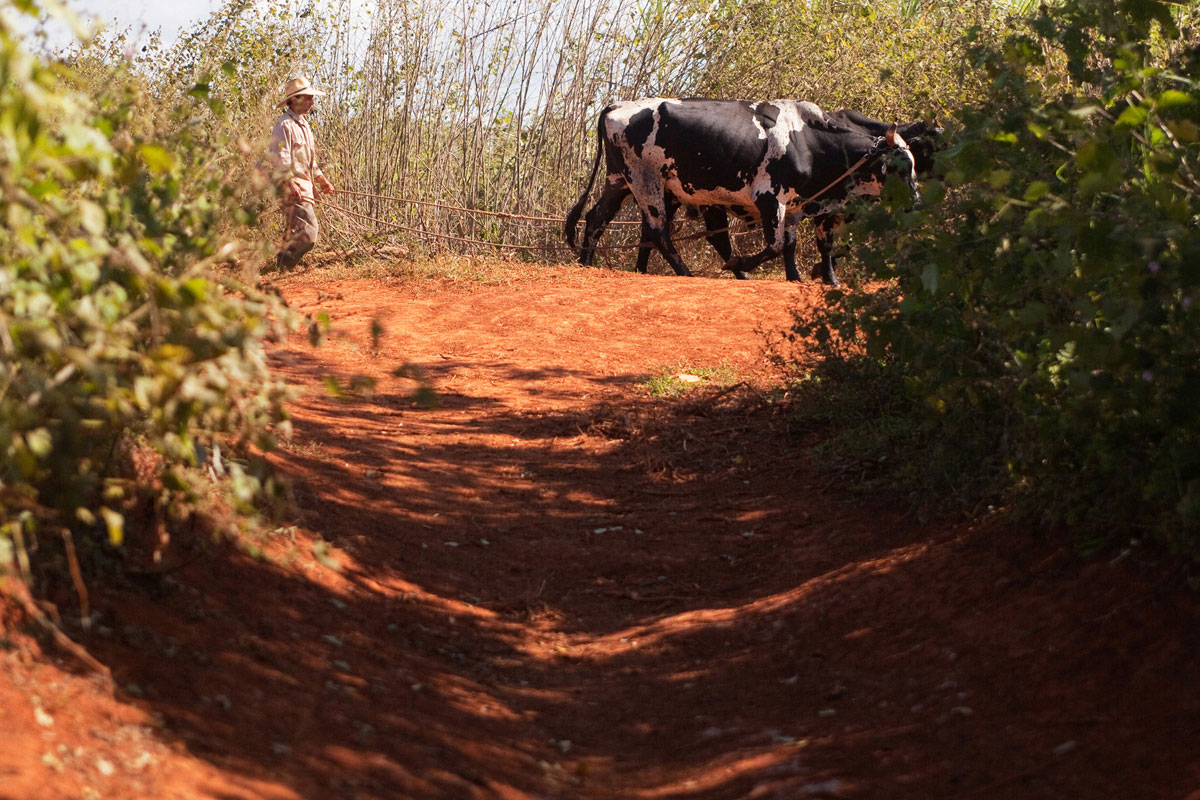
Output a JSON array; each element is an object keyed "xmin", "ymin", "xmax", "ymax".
[{"xmin": 67, "ymin": 0, "xmax": 1021, "ymax": 266}]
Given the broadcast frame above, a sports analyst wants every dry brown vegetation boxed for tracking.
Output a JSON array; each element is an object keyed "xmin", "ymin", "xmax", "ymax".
[{"xmin": 56, "ymin": 0, "xmax": 1009, "ymax": 265}]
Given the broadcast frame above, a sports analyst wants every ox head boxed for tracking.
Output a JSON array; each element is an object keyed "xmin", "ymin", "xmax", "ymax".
[
  {"xmin": 829, "ymin": 108, "xmax": 943, "ymax": 179},
  {"xmin": 850, "ymin": 125, "xmax": 919, "ymax": 208},
  {"xmin": 896, "ymin": 119, "xmax": 944, "ymax": 177},
  {"xmin": 885, "ymin": 125, "xmax": 918, "ymax": 192}
]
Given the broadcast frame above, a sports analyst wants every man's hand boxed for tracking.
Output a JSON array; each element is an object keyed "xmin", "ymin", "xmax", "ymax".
[{"xmin": 317, "ymin": 176, "xmax": 335, "ymax": 195}]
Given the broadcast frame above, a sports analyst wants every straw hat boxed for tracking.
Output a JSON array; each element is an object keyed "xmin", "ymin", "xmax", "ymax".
[{"xmin": 277, "ymin": 76, "xmax": 327, "ymax": 108}]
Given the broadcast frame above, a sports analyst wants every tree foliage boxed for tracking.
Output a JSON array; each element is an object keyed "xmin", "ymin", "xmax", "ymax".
[
  {"xmin": 692, "ymin": 0, "xmax": 996, "ymax": 121},
  {"xmin": 0, "ymin": 1, "xmax": 293, "ymax": 582},
  {"xmin": 794, "ymin": 0, "xmax": 1200, "ymax": 551}
]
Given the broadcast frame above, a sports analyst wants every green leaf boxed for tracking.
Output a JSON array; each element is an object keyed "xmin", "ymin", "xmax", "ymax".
[
  {"xmin": 26, "ymin": 428, "xmax": 52, "ymax": 458},
  {"xmin": 181, "ymin": 278, "xmax": 208, "ymax": 304},
  {"xmin": 162, "ymin": 470, "xmax": 189, "ymax": 492},
  {"xmin": 1078, "ymin": 170, "xmax": 1120, "ymax": 196},
  {"xmin": 1024, "ymin": 181, "xmax": 1050, "ymax": 202},
  {"xmin": 1167, "ymin": 120, "xmax": 1199, "ymax": 143},
  {"xmin": 99, "ymin": 507, "xmax": 124, "ymax": 547},
  {"xmin": 28, "ymin": 177, "xmax": 60, "ymax": 199},
  {"xmin": 1075, "ymin": 140, "xmax": 1117, "ymax": 172},
  {"xmin": 988, "ymin": 169, "xmax": 1013, "ymax": 189},
  {"xmin": 78, "ymin": 199, "xmax": 106, "ymax": 235},
  {"xmin": 919, "ymin": 179, "xmax": 945, "ymax": 206},
  {"xmin": 1155, "ymin": 90, "xmax": 1194, "ymax": 110},
  {"xmin": 921, "ymin": 262, "xmax": 939, "ymax": 294},
  {"xmin": 1114, "ymin": 104, "xmax": 1149, "ymax": 128},
  {"xmin": 139, "ymin": 144, "xmax": 176, "ymax": 174}
]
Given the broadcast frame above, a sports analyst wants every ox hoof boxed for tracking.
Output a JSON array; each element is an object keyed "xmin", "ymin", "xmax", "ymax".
[
  {"xmin": 723, "ymin": 258, "xmax": 748, "ymax": 278},
  {"xmin": 810, "ymin": 265, "xmax": 839, "ymax": 286}
]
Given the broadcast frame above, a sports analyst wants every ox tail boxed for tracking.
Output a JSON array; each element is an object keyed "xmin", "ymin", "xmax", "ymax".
[{"xmin": 564, "ymin": 110, "xmax": 608, "ymax": 249}]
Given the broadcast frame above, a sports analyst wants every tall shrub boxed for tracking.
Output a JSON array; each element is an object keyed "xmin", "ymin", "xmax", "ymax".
[
  {"xmin": 0, "ymin": 3, "xmax": 292, "ymax": 584},
  {"xmin": 796, "ymin": 0, "xmax": 1200, "ymax": 550},
  {"xmin": 692, "ymin": 0, "xmax": 997, "ymax": 123}
]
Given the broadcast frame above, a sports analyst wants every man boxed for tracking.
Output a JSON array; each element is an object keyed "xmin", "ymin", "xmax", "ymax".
[{"xmin": 270, "ymin": 76, "xmax": 335, "ymax": 272}]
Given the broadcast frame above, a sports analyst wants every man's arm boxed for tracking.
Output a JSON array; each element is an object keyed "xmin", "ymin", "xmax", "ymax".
[
  {"xmin": 271, "ymin": 119, "xmax": 304, "ymax": 198},
  {"xmin": 312, "ymin": 151, "xmax": 334, "ymax": 195}
]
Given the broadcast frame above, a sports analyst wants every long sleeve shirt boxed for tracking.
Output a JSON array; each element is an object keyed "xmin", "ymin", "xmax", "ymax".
[{"xmin": 270, "ymin": 109, "xmax": 325, "ymax": 202}]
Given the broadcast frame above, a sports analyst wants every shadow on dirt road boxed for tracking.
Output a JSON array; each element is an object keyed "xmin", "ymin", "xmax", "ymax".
[{"xmin": 16, "ymin": 270, "xmax": 1200, "ymax": 800}]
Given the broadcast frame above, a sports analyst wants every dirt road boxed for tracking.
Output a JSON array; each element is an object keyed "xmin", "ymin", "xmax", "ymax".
[{"xmin": 2, "ymin": 264, "xmax": 1197, "ymax": 800}]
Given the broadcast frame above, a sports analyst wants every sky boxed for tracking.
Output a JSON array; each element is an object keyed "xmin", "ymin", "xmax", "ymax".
[{"xmin": 48, "ymin": 0, "xmax": 219, "ymax": 48}]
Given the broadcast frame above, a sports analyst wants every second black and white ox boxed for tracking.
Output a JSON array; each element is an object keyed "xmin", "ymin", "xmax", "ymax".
[{"xmin": 564, "ymin": 98, "xmax": 924, "ymax": 284}]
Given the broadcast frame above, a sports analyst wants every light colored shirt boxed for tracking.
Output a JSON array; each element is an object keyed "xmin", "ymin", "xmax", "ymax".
[{"xmin": 270, "ymin": 109, "xmax": 325, "ymax": 202}]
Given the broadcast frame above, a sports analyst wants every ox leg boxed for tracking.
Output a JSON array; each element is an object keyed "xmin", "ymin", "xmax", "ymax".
[
  {"xmin": 644, "ymin": 225, "xmax": 692, "ymax": 276},
  {"xmin": 725, "ymin": 197, "xmax": 784, "ymax": 276},
  {"xmin": 701, "ymin": 207, "xmax": 751, "ymax": 280},
  {"xmin": 782, "ymin": 225, "xmax": 801, "ymax": 282},
  {"xmin": 579, "ymin": 182, "xmax": 630, "ymax": 267},
  {"xmin": 635, "ymin": 217, "xmax": 654, "ymax": 273},
  {"xmin": 811, "ymin": 214, "xmax": 842, "ymax": 287},
  {"xmin": 638, "ymin": 197, "xmax": 692, "ymax": 277},
  {"xmin": 636, "ymin": 198, "xmax": 686, "ymax": 274}
]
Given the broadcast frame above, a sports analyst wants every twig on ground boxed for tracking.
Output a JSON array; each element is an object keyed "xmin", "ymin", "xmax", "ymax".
[{"xmin": 8, "ymin": 583, "xmax": 112, "ymax": 687}]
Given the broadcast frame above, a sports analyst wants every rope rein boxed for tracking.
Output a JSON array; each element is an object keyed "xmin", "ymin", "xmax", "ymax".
[
  {"xmin": 320, "ymin": 196, "xmax": 761, "ymax": 253},
  {"xmin": 801, "ymin": 141, "xmax": 883, "ymax": 206},
  {"xmin": 333, "ymin": 188, "xmax": 640, "ymax": 226},
  {"xmin": 317, "ymin": 138, "xmax": 887, "ymax": 255}
]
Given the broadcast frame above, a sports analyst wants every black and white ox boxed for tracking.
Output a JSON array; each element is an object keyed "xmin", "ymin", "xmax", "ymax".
[{"xmin": 564, "ymin": 98, "xmax": 939, "ymax": 285}]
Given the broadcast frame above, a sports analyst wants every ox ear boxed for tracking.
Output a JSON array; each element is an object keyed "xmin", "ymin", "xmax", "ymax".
[{"xmin": 885, "ymin": 124, "xmax": 907, "ymax": 150}]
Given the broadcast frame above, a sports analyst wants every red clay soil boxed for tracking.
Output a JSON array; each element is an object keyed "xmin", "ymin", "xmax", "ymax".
[{"xmin": 2, "ymin": 263, "xmax": 1199, "ymax": 800}]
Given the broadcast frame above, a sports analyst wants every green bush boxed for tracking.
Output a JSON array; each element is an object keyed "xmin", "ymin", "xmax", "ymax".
[
  {"xmin": 795, "ymin": 0, "xmax": 1200, "ymax": 552},
  {"xmin": 0, "ymin": 3, "xmax": 293, "ymax": 583}
]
